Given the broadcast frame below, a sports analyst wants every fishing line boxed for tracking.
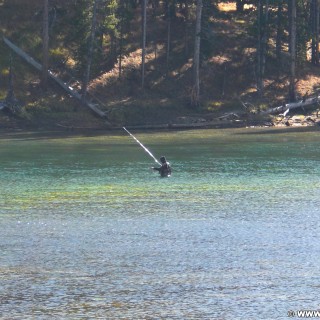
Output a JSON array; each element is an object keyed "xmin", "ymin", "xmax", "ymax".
[{"xmin": 123, "ymin": 127, "xmax": 161, "ymax": 165}]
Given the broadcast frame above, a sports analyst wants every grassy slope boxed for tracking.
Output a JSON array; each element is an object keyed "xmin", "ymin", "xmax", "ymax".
[{"xmin": 1, "ymin": 1, "xmax": 320, "ymax": 130}]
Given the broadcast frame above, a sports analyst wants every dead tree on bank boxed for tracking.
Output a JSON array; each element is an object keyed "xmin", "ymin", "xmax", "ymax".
[
  {"xmin": 262, "ymin": 94, "xmax": 320, "ymax": 115},
  {"xmin": 3, "ymin": 37, "xmax": 107, "ymax": 118}
]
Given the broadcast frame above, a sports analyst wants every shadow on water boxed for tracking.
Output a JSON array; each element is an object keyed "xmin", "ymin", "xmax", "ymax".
[
  {"xmin": 0, "ymin": 128, "xmax": 180, "ymax": 141},
  {"xmin": 0, "ymin": 129, "xmax": 125, "ymax": 141},
  {"xmin": 237, "ymin": 125, "xmax": 320, "ymax": 135}
]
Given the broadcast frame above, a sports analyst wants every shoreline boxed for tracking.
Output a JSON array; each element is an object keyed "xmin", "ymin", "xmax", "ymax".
[{"xmin": 1, "ymin": 118, "xmax": 319, "ymax": 140}]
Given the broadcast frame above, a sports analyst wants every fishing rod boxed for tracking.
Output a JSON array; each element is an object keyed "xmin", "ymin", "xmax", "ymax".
[{"xmin": 123, "ymin": 127, "xmax": 161, "ymax": 165}]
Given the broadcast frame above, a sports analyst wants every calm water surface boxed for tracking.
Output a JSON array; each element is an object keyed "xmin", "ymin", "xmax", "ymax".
[{"xmin": 0, "ymin": 127, "xmax": 320, "ymax": 319}]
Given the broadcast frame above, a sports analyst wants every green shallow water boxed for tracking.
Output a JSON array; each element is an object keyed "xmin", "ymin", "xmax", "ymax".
[{"xmin": 0, "ymin": 127, "xmax": 320, "ymax": 319}]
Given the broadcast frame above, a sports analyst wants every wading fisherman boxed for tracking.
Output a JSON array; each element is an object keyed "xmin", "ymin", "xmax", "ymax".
[{"xmin": 153, "ymin": 156, "xmax": 172, "ymax": 177}]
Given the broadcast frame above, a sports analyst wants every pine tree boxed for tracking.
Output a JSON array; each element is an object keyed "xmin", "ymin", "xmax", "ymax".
[{"xmin": 82, "ymin": 0, "xmax": 98, "ymax": 100}]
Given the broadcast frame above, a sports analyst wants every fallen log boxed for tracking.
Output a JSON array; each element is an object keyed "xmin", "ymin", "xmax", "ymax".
[
  {"xmin": 3, "ymin": 37, "xmax": 107, "ymax": 119},
  {"xmin": 261, "ymin": 95, "xmax": 320, "ymax": 115}
]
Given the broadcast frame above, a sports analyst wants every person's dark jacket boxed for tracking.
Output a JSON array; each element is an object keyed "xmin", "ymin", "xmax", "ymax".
[{"xmin": 153, "ymin": 156, "xmax": 171, "ymax": 177}]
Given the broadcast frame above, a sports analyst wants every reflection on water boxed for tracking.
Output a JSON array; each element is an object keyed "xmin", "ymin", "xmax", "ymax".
[{"xmin": 1, "ymin": 128, "xmax": 320, "ymax": 319}]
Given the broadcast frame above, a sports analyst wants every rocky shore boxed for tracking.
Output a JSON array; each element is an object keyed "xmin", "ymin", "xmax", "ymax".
[
  {"xmin": 1, "ymin": 106, "xmax": 320, "ymax": 133},
  {"xmin": 271, "ymin": 112, "xmax": 320, "ymax": 127}
]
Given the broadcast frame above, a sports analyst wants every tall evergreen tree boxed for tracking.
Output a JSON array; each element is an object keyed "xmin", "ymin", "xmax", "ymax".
[
  {"xmin": 200, "ymin": 0, "xmax": 214, "ymax": 62},
  {"xmin": 296, "ymin": 0, "xmax": 309, "ymax": 64},
  {"xmin": 82, "ymin": 0, "xmax": 98, "ymax": 99},
  {"xmin": 101, "ymin": 0, "xmax": 120, "ymax": 66},
  {"xmin": 116, "ymin": 0, "xmax": 134, "ymax": 78},
  {"xmin": 66, "ymin": 0, "xmax": 92, "ymax": 78}
]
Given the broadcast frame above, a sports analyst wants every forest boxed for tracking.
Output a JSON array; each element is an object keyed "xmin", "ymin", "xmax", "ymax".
[{"xmin": 0, "ymin": 0, "xmax": 320, "ymax": 129}]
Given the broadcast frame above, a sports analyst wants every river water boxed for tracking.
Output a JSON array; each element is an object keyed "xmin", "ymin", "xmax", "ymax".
[{"xmin": 0, "ymin": 127, "xmax": 320, "ymax": 319}]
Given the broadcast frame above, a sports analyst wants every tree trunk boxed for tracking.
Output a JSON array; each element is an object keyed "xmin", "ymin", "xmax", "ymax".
[
  {"xmin": 184, "ymin": 0, "xmax": 189, "ymax": 57},
  {"xmin": 82, "ymin": 0, "xmax": 98, "ymax": 101},
  {"xmin": 289, "ymin": 0, "xmax": 297, "ymax": 102},
  {"xmin": 192, "ymin": 0, "xmax": 203, "ymax": 107},
  {"xmin": 236, "ymin": 0, "xmax": 245, "ymax": 13},
  {"xmin": 262, "ymin": 95, "xmax": 320, "ymax": 115},
  {"xmin": 3, "ymin": 37, "xmax": 107, "ymax": 118},
  {"xmin": 6, "ymin": 55, "xmax": 15, "ymax": 102},
  {"xmin": 260, "ymin": 0, "xmax": 269, "ymax": 82},
  {"xmin": 311, "ymin": 0, "xmax": 319, "ymax": 65},
  {"xmin": 315, "ymin": 0, "xmax": 319, "ymax": 63},
  {"xmin": 256, "ymin": 0, "xmax": 270, "ymax": 96},
  {"xmin": 119, "ymin": 22, "xmax": 123, "ymax": 79},
  {"xmin": 141, "ymin": 0, "xmax": 147, "ymax": 89},
  {"xmin": 119, "ymin": 16, "xmax": 124, "ymax": 79},
  {"xmin": 166, "ymin": 5, "xmax": 171, "ymax": 76},
  {"xmin": 275, "ymin": 0, "xmax": 284, "ymax": 62},
  {"xmin": 256, "ymin": 0, "xmax": 263, "ymax": 95},
  {"xmin": 41, "ymin": 0, "xmax": 49, "ymax": 90}
]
